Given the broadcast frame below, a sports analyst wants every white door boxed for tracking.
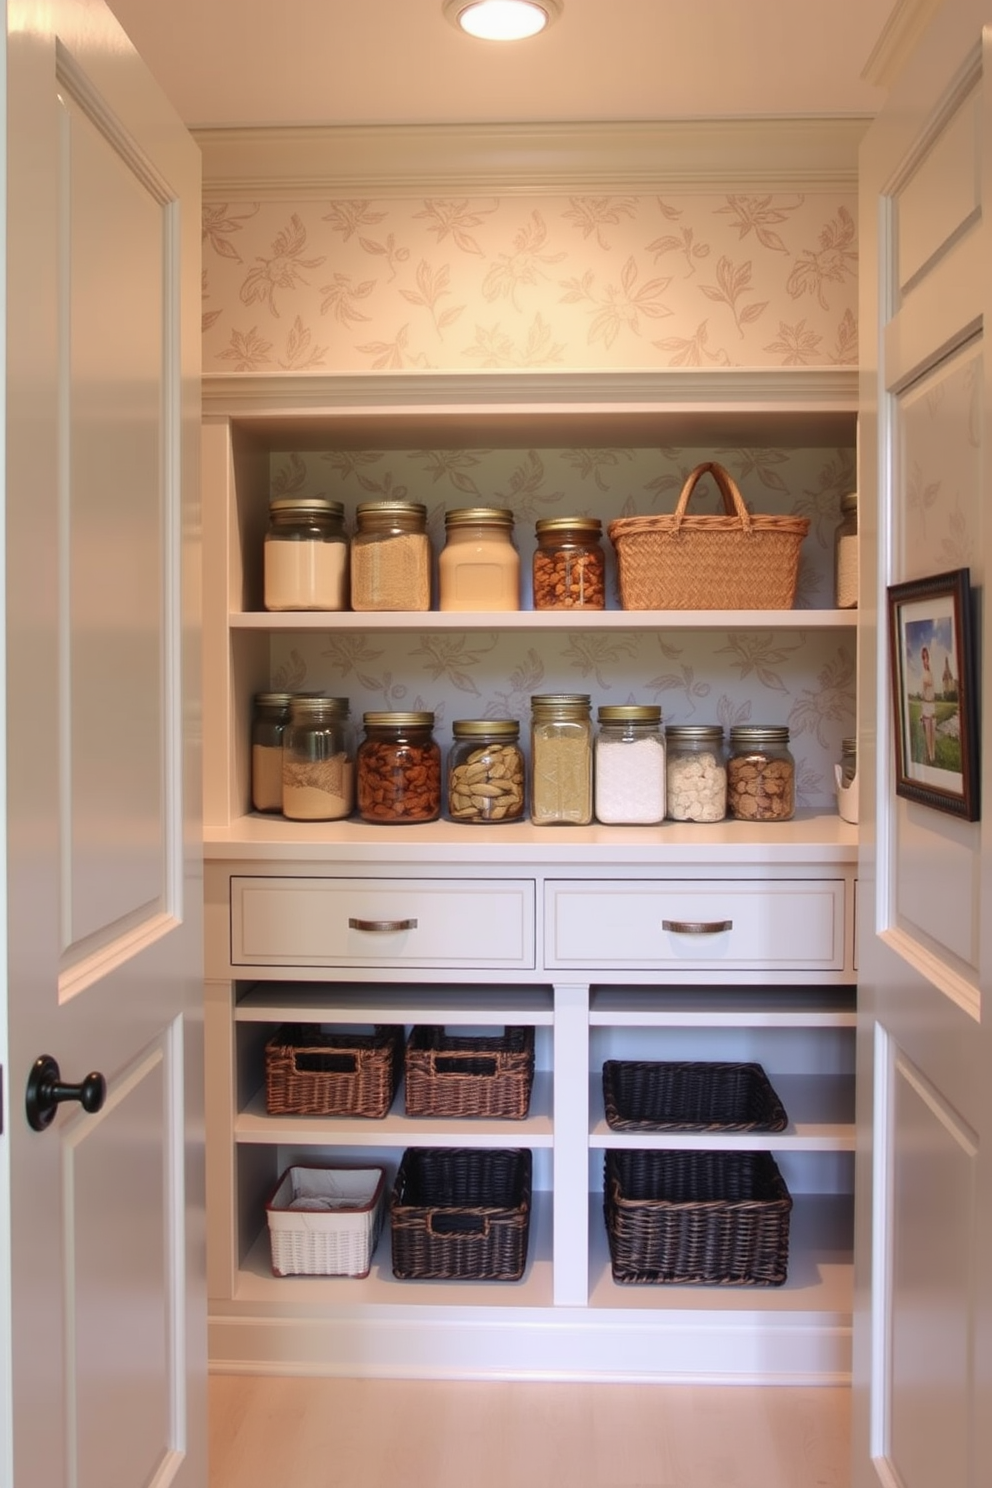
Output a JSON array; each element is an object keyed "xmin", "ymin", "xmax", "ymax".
[
  {"xmin": 854, "ymin": 2, "xmax": 992, "ymax": 1485},
  {"xmin": 3, "ymin": 1, "xmax": 204, "ymax": 1485}
]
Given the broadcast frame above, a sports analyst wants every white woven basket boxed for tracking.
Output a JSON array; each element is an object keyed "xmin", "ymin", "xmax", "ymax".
[{"xmin": 266, "ymin": 1165, "xmax": 386, "ymax": 1277}]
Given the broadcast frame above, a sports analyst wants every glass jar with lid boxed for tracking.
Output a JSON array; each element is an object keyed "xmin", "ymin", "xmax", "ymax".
[
  {"xmin": 839, "ymin": 736, "xmax": 857, "ymax": 788},
  {"xmin": 263, "ymin": 497, "xmax": 348, "ymax": 612},
  {"xmin": 251, "ymin": 692, "xmax": 293, "ymax": 813},
  {"xmin": 438, "ymin": 507, "xmax": 519, "ymax": 612},
  {"xmin": 834, "ymin": 490, "xmax": 858, "ymax": 609},
  {"xmin": 350, "ymin": 501, "xmax": 432, "ymax": 612},
  {"xmin": 447, "ymin": 719, "xmax": 525, "ymax": 824},
  {"xmin": 665, "ymin": 724, "xmax": 727, "ymax": 822},
  {"xmin": 530, "ymin": 693, "xmax": 593, "ymax": 826},
  {"xmin": 281, "ymin": 696, "xmax": 355, "ymax": 821},
  {"xmin": 594, "ymin": 705, "xmax": 665, "ymax": 824},
  {"xmin": 533, "ymin": 517, "xmax": 605, "ymax": 610},
  {"xmin": 357, "ymin": 711, "xmax": 441, "ymax": 823},
  {"xmin": 727, "ymin": 725, "xmax": 796, "ymax": 822}
]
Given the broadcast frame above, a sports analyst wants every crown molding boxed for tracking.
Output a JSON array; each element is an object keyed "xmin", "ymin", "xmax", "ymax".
[{"xmin": 194, "ymin": 117, "xmax": 870, "ymax": 200}]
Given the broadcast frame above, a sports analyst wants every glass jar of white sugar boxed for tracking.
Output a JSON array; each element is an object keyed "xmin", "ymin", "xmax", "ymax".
[{"xmin": 594, "ymin": 705, "xmax": 665, "ymax": 824}]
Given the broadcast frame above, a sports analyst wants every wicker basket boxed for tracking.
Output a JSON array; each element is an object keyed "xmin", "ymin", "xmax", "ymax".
[
  {"xmin": 264, "ymin": 1023, "xmax": 404, "ymax": 1119},
  {"xmin": 602, "ymin": 1060, "xmax": 788, "ymax": 1133},
  {"xmin": 266, "ymin": 1164, "xmax": 386, "ymax": 1277},
  {"xmin": 390, "ymin": 1147, "xmax": 532, "ymax": 1281},
  {"xmin": 404, "ymin": 1025, "xmax": 535, "ymax": 1120},
  {"xmin": 604, "ymin": 1149, "xmax": 792, "ymax": 1286},
  {"xmin": 608, "ymin": 461, "xmax": 810, "ymax": 610}
]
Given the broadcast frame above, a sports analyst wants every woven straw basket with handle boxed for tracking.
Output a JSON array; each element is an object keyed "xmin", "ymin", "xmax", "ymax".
[{"xmin": 608, "ymin": 460, "xmax": 810, "ymax": 610}]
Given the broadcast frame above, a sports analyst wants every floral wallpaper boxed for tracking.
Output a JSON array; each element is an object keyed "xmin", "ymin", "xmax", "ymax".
[
  {"xmin": 204, "ymin": 183, "xmax": 860, "ymax": 815},
  {"xmin": 263, "ymin": 443, "xmax": 857, "ymax": 810},
  {"xmin": 202, "ymin": 191, "xmax": 858, "ymax": 373}
]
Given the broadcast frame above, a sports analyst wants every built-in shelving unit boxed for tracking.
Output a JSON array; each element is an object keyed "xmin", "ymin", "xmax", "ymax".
[{"xmin": 202, "ymin": 369, "xmax": 858, "ymax": 1383}]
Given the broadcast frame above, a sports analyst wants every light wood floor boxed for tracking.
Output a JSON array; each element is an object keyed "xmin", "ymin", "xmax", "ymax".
[{"xmin": 209, "ymin": 1374, "xmax": 852, "ymax": 1488}]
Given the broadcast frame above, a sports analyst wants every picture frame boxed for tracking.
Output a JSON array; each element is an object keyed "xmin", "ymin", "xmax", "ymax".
[{"xmin": 887, "ymin": 567, "xmax": 980, "ymax": 821}]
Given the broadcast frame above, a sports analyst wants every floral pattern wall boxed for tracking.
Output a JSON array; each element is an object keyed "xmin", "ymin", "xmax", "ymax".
[{"xmin": 203, "ymin": 184, "xmax": 859, "ymax": 813}]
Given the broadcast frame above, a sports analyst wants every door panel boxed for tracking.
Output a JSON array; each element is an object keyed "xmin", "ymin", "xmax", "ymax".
[
  {"xmin": 854, "ymin": 4, "xmax": 990, "ymax": 1485},
  {"xmin": 5, "ymin": 2, "xmax": 204, "ymax": 1485}
]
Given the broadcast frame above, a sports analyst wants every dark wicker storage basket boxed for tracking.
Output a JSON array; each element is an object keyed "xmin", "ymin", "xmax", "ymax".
[
  {"xmin": 391, "ymin": 1146, "xmax": 532, "ymax": 1281},
  {"xmin": 604, "ymin": 1149, "xmax": 792, "ymax": 1287},
  {"xmin": 608, "ymin": 461, "xmax": 810, "ymax": 611},
  {"xmin": 264, "ymin": 1023, "xmax": 404, "ymax": 1118},
  {"xmin": 602, "ymin": 1060, "xmax": 788, "ymax": 1133},
  {"xmin": 404, "ymin": 1025, "xmax": 535, "ymax": 1119}
]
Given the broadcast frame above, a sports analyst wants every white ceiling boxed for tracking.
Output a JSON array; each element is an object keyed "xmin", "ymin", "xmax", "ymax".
[{"xmin": 104, "ymin": 0, "xmax": 898, "ymax": 132}]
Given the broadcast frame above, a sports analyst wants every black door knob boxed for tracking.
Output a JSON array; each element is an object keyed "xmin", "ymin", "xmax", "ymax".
[{"xmin": 25, "ymin": 1054, "xmax": 107, "ymax": 1131}]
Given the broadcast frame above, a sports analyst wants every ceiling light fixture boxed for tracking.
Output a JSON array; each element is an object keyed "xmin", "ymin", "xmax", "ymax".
[{"xmin": 443, "ymin": 0, "xmax": 562, "ymax": 42}]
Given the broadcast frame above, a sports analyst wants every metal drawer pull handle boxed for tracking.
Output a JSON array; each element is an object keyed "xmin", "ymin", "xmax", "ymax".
[
  {"xmin": 662, "ymin": 919, "xmax": 733, "ymax": 935},
  {"xmin": 348, "ymin": 917, "xmax": 418, "ymax": 933}
]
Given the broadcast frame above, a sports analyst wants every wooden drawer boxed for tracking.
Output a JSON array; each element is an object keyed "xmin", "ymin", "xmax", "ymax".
[
  {"xmin": 545, "ymin": 879, "xmax": 845, "ymax": 971},
  {"xmin": 230, "ymin": 876, "xmax": 536, "ymax": 969}
]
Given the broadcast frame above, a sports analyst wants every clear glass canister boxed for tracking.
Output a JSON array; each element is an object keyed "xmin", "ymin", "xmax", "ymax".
[
  {"xmin": 281, "ymin": 696, "xmax": 355, "ymax": 821},
  {"xmin": 839, "ymin": 736, "xmax": 857, "ymax": 788},
  {"xmin": 438, "ymin": 507, "xmax": 519, "ymax": 612},
  {"xmin": 263, "ymin": 497, "xmax": 348, "ymax": 612},
  {"xmin": 834, "ymin": 490, "xmax": 858, "ymax": 609},
  {"xmin": 594, "ymin": 705, "xmax": 665, "ymax": 824},
  {"xmin": 447, "ymin": 719, "xmax": 525, "ymax": 824},
  {"xmin": 532, "ymin": 517, "xmax": 606, "ymax": 610},
  {"xmin": 357, "ymin": 711, "xmax": 441, "ymax": 823},
  {"xmin": 665, "ymin": 724, "xmax": 727, "ymax": 822},
  {"xmin": 727, "ymin": 725, "xmax": 796, "ymax": 822},
  {"xmin": 530, "ymin": 693, "xmax": 593, "ymax": 826},
  {"xmin": 350, "ymin": 501, "xmax": 432, "ymax": 612},
  {"xmin": 251, "ymin": 691, "xmax": 293, "ymax": 813}
]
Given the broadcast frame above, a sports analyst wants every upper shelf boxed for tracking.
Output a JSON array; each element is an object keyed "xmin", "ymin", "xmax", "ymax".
[
  {"xmin": 202, "ymin": 368, "xmax": 858, "ymax": 449},
  {"xmin": 232, "ymin": 607, "xmax": 857, "ymax": 631}
]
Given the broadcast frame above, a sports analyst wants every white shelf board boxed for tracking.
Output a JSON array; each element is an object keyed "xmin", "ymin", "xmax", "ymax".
[
  {"xmin": 234, "ymin": 982, "xmax": 555, "ymax": 1024},
  {"xmin": 588, "ymin": 1074, "xmax": 855, "ymax": 1152},
  {"xmin": 587, "ymin": 1192, "xmax": 853, "ymax": 1316},
  {"xmin": 588, "ymin": 985, "xmax": 857, "ymax": 1027},
  {"xmin": 205, "ymin": 809, "xmax": 858, "ymax": 864},
  {"xmin": 231, "ymin": 1188, "xmax": 555, "ymax": 1312},
  {"xmin": 235, "ymin": 1072, "xmax": 554, "ymax": 1148},
  {"xmin": 231, "ymin": 607, "xmax": 856, "ymax": 632}
]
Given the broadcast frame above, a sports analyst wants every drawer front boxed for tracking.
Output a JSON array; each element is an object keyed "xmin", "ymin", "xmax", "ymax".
[
  {"xmin": 231, "ymin": 876, "xmax": 536, "ymax": 969},
  {"xmin": 545, "ymin": 879, "xmax": 845, "ymax": 971}
]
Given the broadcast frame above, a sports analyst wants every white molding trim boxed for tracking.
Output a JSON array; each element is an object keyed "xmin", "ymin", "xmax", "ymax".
[
  {"xmin": 201, "ymin": 368, "xmax": 859, "ymax": 421},
  {"xmin": 194, "ymin": 118, "xmax": 870, "ymax": 200}
]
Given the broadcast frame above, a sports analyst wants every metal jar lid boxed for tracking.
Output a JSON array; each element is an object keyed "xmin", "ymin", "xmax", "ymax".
[
  {"xmin": 287, "ymin": 695, "xmax": 351, "ymax": 720},
  {"xmin": 452, "ymin": 718, "xmax": 520, "ymax": 739},
  {"xmin": 362, "ymin": 710, "xmax": 435, "ymax": 729},
  {"xmin": 355, "ymin": 500, "xmax": 427, "ymax": 528},
  {"xmin": 254, "ymin": 691, "xmax": 295, "ymax": 710},
  {"xmin": 269, "ymin": 497, "xmax": 344, "ymax": 520},
  {"xmin": 597, "ymin": 705, "xmax": 662, "ymax": 725},
  {"xmin": 535, "ymin": 516, "xmax": 602, "ymax": 537},
  {"xmin": 444, "ymin": 506, "xmax": 514, "ymax": 528},
  {"xmin": 840, "ymin": 491, "xmax": 858, "ymax": 512},
  {"xmin": 665, "ymin": 723, "xmax": 724, "ymax": 742},
  {"xmin": 729, "ymin": 725, "xmax": 791, "ymax": 747}
]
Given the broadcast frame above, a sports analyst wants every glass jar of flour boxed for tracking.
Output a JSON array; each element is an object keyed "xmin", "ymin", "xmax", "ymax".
[
  {"xmin": 281, "ymin": 696, "xmax": 355, "ymax": 822},
  {"xmin": 594, "ymin": 705, "xmax": 665, "ymax": 824},
  {"xmin": 263, "ymin": 497, "xmax": 348, "ymax": 611}
]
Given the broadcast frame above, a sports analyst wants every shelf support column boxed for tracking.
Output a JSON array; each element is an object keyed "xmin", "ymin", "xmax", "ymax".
[{"xmin": 552, "ymin": 981, "xmax": 590, "ymax": 1306}]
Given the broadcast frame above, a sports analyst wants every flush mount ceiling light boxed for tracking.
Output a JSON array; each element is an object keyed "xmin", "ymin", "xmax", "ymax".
[{"xmin": 443, "ymin": 0, "xmax": 562, "ymax": 42}]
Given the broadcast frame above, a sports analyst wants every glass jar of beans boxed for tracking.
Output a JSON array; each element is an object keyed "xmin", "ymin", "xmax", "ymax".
[
  {"xmin": 357, "ymin": 711, "xmax": 441, "ymax": 823},
  {"xmin": 532, "ymin": 517, "xmax": 605, "ymax": 610},
  {"xmin": 726, "ymin": 725, "xmax": 796, "ymax": 822}
]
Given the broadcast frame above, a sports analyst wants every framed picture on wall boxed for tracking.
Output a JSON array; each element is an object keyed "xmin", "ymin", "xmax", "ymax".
[{"xmin": 887, "ymin": 566, "xmax": 980, "ymax": 821}]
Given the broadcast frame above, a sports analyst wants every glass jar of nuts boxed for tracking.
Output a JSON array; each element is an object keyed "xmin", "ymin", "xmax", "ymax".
[
  {"xmin": 357, "ymin": 711, "xmax": 441, "ymax": 823},
  {"xmin": 532, "ymin": 517, "xmax": 605, "ymax": 610},
  {"xmin": 726, "ymin": 725, "xmax": 796, "ymax": 822},
  {"xmin": 447, "ymin": 719, "xmax": 525, "ymax": 824}
]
